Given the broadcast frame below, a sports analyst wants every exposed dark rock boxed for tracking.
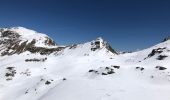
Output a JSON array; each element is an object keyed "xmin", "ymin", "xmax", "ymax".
[
  {"xmin": 0, "ymin": 29, "xmax": 65, "ymax": 56},
  {"xmin": 144, "ymin": 47, "xmax": 166, "ymax": 60},
  {"xmin": 44, "ymin": 37, "xmax": 56, "ymax": 46},
  {"xmin": 45, "ymin": 81, "xmax": 51, "ymax": 85},
  {"xmin": 102, "ymin": 73, "xmax": 107, "ymax": 75},
  {"xmin": 1, "ymin": 30, "xmax": 20, "ymax": 38},
  {"xmin": 25, "ymin": 89, "xmax": 29, "ymax": 94},
  {"xmin": 69, "ymin": 44, "xmax": 77, "ymax": 49},
  {"xmin": 27, "ymin": 47, "xmax": 64, "ymax": 55},
  {"xmin": 5, "ymin": 67, "xmax": 16, "ymax": 81},
  {"xmin": 25, "ymin": 58, "xmax": 47, "ymax": 62},
  {"xmin": 88, "ymin": 69, "xmax": 99, "ymax": 74},
  {"xmin": 155, "ymin": 66, "xmax": 167, "ymax": 70},
  {"xmin": 135, "ymin": 67, "xmax": 144, "ymax": 71},
  {"xmin": 91, "ymin": 48, "xmax": 97, "ymax": 51},
  {"xmin": 156, "ymin": 55, "xmax": 168, "ymax": 60},
  {"xmin": 111, "ymin": 65, "xmax": 120, "ymax": 69},
  {"xmin": 107, "ymin": 70, "xmax": 115, "ymax": 74},
  {"xmin": 89, "ymin": 70, "xmax": 94, "ymax": 72},
  {"xmin": 141, "ymin": 67, "xmax": 144, "ymax": 71},
  {"xmin": 148, "ymin": 48, "xmax": 166, "ymax": 57},
  {"xmin": 6, "ymin": 67, "xmax": 15, "ymax": 70},
  {"xmin": 89, "ymin": 66, "xmax": 115, "ymax": 76},
  {"xmin": 162, "ymin": 36, "xmax": 170, "ymax": 42},
  {"xmin": 63, "ymin": 78, "xmax": 66, "ymax": 81},
  {"xmin": 106, "ymin": 43, "xmax": 118, "ymax": 54}
]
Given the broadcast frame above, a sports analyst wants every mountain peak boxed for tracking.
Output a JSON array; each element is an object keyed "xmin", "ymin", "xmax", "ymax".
[
  {"xmin": 95, "ymin": 37, "xmax": 104, "ymax": 43},
  {"xmin": 1, "ymin": 27, "xmax": 40, "ymax": 36},
  {"xmin": 0, "ymin": 26, "xmax": 55, "ymax": 46},
  {"xmin": 0, "ymin": 27, "xmax": 59, "ymax": 56},
  {"xmin": 96, "ymin": 37, "xmax": 103, "ymax": 41}
]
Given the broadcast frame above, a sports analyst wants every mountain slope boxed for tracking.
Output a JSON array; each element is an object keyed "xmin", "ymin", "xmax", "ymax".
[
  {"xmin": 0, "ymin": 27, "xmax": 64, "ymax": 56},
  {"xmin": 0, "ymin": 27, "xmax": 170, "ymax": 100}
]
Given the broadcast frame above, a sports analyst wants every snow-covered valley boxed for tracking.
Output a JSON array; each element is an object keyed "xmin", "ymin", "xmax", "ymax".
[{"xmin": 0, "ymin": 27, "xmax": 170, "ymax": 100}]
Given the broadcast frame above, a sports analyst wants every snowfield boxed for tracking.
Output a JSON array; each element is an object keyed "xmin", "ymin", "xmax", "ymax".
[{"xmin": 0, "ymin": 27, "xmax": 170, "ymax": 100}]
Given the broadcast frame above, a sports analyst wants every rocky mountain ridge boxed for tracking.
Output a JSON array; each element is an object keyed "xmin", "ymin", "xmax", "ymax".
[{"xmin": 0, "ymin": 27, "xmax": 117, "ymax": 56}]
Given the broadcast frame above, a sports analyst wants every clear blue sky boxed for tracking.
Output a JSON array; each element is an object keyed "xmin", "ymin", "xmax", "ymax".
[{"xmin": 0, "ymin": 0, "xmax": 170, "ymax": 51}]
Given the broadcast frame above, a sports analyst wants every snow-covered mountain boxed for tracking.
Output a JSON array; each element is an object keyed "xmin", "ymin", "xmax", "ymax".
[
  {"xmin": 0, "ymin": 27, "xmax": 64, "ymax": 56},
  {"xmin": 0, "ymin": 27, "xmax": 170, "ymax": 100}
]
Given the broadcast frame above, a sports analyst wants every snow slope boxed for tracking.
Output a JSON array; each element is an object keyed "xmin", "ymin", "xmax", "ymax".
[{"xmin": 0, "ymin": 27, "xmax": 170, "ymax": 100}]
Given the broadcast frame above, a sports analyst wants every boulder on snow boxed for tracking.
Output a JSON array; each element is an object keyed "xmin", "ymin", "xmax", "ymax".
[
  {"xmin": 155, "ymin": 66, "xmax": 167, "ymax": 70},
  {"xmin": 136, "ymin": 67, "xmax": 144, "ymax": 71},
  {"xmin": 111, "ymin": 65, "xmax": 120, "ymax": 69},
  {"xmin": 88, "ymin": 66, "xmax": 115, "ymax": 76},
  {"xmin": 5, "ymin": 67, "xmax": 16, "ymax": 81},
  {"xmin": 45, "ymin": 81, "xmax": 51, "ymax": 85},
  {"xmin": 88, "ymin": 69, "xmax": 98, "ymax": 74},
  {"xmin": 156, "ymin": 55, "xmax": 168, "ymax": 60},
  {"xmin": 63, "ymin": 78, "xmax": 67, "ymax": 81},
  {"xmin": 147, "ymin": 47, "xmax": 166, "ymax": 58}
]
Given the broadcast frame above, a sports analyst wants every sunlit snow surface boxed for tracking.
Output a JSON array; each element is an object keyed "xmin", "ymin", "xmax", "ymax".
[{"xmin": 0, "ymin": 27, "xmax": 170, "ymax": 100}]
